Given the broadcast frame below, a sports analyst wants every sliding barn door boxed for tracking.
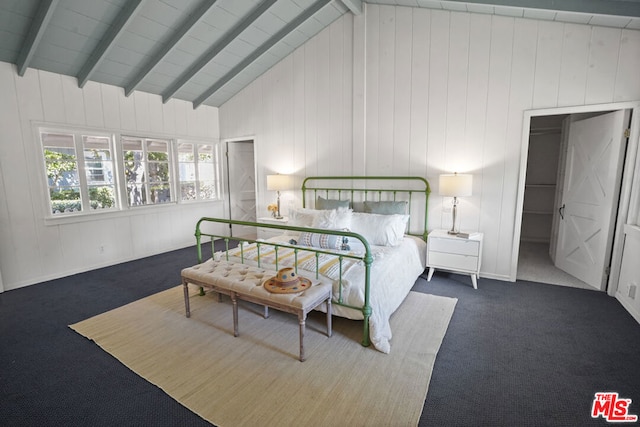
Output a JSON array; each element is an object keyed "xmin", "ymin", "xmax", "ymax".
[{"xmin": 554, "ymin": 110, "xmax": 629, "ymax": 291}]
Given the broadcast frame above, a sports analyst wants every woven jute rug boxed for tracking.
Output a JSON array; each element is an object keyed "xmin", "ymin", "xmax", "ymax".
[{"xmin": 70, "ymin": 286, "xmax": 456, "ymax": 426}]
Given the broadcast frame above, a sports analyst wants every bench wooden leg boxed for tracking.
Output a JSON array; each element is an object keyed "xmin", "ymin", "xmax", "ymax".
[
  {"xmin": 183, "ymin": 281, "xmax": 191, "ymax": 318},
  {"xmin": 298, "ymin": 314, "xmax": 306, "ymax": 362},
  {"xmin": 326, "ymin": 297, "xmax": 332, "ymax": 337},
  {"xmin": 231, "ymin": 292, "xmax": 239, "ymax": 337}
]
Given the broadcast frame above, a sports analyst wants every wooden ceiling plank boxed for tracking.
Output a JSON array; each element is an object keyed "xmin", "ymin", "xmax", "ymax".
[
  {"xmin": 124, "ymin": 0, "xmax": 218, "ymax": 97},
  {"xmin": 162, "ymin": 0, "xmax": 278, "ymax": 104},
  {"xmin": 76, "ymin": 0, "xmax": 144, "ymax": 88},
  {"xmin": 193, "ymin": 0, "xmax": 331, "ymax": 108},
  {"xmin": 16, "ymin": 0, "xmax": 59, "ymax": 76}
]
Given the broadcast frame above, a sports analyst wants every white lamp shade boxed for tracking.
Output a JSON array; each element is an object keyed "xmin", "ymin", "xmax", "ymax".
[
  {"xmin": 439, "ymin": 173, "xmax": 473, "ymax": 197},
  {"xmin": 266, "ymin": 174, "xmax": 290, "ymax": 191}
]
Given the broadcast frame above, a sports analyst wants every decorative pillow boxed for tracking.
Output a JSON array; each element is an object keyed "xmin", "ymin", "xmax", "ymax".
[
  {"xmin": 288, "ymin": 208, "xmax": 323, "ymax": 228},
  {"xmin": 363, "ymin": 200, "xmax": 408, "ymax": 215},
  {"xmin": 311, "ymin": 207, "xmax": 352, "ymax": 230},
  {"xmin": 340, "ymin": 235, "xmax": 367, "ymax": 253},
  {"xmin": 316, "ymin": 196, "xmax": 350, "ymax": 210},
  {"xmin": 298, "ymin": 232, "xmax": 343, "ymax": 250},
  {"xmin": 350, "ymin": 212, "xmax": 409, "ymax": 246}
]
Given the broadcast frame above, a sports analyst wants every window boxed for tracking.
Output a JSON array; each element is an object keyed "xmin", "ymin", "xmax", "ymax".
[
  {"xmin": 39, "ymin": 126, "xmax": 220, "ymax": 218},
  {"xmin": 177, "ymin": 142, "xmax": 219, "ymax": 201},
  {"xmin": 122, "ymin": 137, "xmax": 172, "ymax": 206},
  {"xmin": 41, "ymin": 131, "xmax": 116, "ymax": 215}
]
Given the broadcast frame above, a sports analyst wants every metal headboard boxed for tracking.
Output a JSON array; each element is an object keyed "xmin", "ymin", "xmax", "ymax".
[{"xmin": 301, "ymin": 176, "xmax": 431, "ymax": 240}]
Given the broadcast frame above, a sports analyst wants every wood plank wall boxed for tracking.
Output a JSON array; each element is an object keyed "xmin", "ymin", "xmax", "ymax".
[
  {"xmin": 0, "ymin": 63, "xmax": 222, "ymax": 291},
  {"xmin": 220, "ymin": 5, "xmax": 640, "ymax": 281}
]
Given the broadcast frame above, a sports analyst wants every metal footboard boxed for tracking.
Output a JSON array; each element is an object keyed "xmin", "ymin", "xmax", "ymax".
[{"xmin": 193, "ymin": 217, "xmax": 374, "ymax": 347}]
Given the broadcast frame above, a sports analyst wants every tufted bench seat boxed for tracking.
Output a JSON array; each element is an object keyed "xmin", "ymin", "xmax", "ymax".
[{"xmin": 181, "ymin": 259, "xmax": 332, "ymax": 362}]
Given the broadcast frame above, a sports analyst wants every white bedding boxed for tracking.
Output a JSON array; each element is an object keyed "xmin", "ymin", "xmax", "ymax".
[{"xmin": 218, "ymin": 234, "xmax": 426, "ymax": 354}]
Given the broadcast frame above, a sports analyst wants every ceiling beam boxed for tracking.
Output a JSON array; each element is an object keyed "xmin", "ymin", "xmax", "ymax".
[
  {"xmin": 449, "ymin": 0, "xmax": 640, "ymax": 17},
  {"xmin": 162, "ymin": 0, "xmax": 278, "ymax": 104},
  {"xmin": 124, "ymin": 0, "xmax": 218, "ymax": 97},
  {"xmin": 338, "ymin": 0, "xmax": 362, "ymax": 15},
  {"xmin": 16, "ymin": 0, "xmax": 59, "ymax": 76},
  {"xmin": 193, "ymin": 0, "xmax": 331, "ymax": 108},
  {"xmin": 76, "ymin": 0, "xmax": 145, "ymax": 88}
]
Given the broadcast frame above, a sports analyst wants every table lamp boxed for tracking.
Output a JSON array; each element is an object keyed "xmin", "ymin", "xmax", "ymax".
[
  {"xmin": 266, "ymin": 174, "xmax": 289, "ymax": 219},
  {"xmin": 439, "ymin": 172, "xmax": 473, "ymax": 235}
]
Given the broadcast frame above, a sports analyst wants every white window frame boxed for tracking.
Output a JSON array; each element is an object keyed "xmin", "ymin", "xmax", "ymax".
[
  {"xmin": 39, "ymin": 126, "xmax": 118, "ymax": 217},
  {"xmin": 121, "ymin": 135, "xmax": 174, "ymax": 207},
  {"xmin": 176, "ymin": 140, "xmax": 221, "ymax": 202},
  {"xmin": 36, "ymin": 123, "xmax": 222, "ymax": 222}
]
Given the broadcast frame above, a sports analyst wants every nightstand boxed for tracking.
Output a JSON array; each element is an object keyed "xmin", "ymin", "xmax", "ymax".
[
  {"xmin": 426, "ymin": 229, "xmax": 483, "ymax": 289},
  {"xmin": 257, "ymin": 216, "xmax": 289, "ymax": 240}
]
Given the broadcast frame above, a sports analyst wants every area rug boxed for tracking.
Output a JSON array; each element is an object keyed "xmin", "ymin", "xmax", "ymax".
[{"xmin": 70, "ymin": 286, "xmax": 457, "ymax": 426}]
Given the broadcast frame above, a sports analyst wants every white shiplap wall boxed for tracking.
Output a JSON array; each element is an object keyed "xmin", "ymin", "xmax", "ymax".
[
  {"xmin": 0, "ymin": 63, "xmax": 223, "ymax": 291},
  {"xmin": 221, "ymin": 14, "xmax": 355, "ymax": 210},
  {"xmin": 219, "ymin": 4, "xmax": 640, "ymax": 281}
]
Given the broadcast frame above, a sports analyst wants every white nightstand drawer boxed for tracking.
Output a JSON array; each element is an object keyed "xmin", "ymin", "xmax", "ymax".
[
  {"xmin": 429, "ymin": 237, "xmax": 480, "ymax": 256},
  {"xmin": 428, "ymin": 252, "xmax": 479, "ymax": 272}
]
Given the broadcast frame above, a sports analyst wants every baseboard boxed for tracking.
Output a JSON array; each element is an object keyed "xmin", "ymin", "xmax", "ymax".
[
  {"xmin": 4, "ymin": 242, "xmax": 196, "ymax": 292},
  {"xmin": 479, "ymin": 272, "xmax": 513, "ymax": 282},
  {"xmin": 616, "ymin": 292, "xmax": 640, "ymax": 325}
]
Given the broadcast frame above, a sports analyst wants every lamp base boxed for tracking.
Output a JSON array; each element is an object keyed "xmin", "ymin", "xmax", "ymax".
[{"xmin": 447, "ymin": 230, "xmax": 459, "ymax": 235}]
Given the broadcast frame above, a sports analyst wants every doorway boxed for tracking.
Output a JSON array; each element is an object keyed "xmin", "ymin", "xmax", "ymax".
[
  {"xmin": 513, "ymin": 102, "xmax": 638, "ymax": 294},
  {"xmin": 517, "ymin": 114, "xmax": 592, "ymax": 289},
  {"xmin": 225, "ymin": 139, "xmax": 257, "ymax": 239}
]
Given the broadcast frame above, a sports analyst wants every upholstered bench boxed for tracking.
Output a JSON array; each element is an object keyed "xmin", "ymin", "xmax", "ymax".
[{"xmin": 181, "ymin": 259, "xmax": 332, "ymax": 362}]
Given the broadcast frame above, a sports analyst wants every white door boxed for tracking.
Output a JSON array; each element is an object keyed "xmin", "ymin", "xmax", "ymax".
[
  {"xmin": 555, "ymin": 111, "xmax": 629, "ymax": 290},
  {"xmin": 226, "ymin": 140, "xmax": 256, "ymax": 238}
]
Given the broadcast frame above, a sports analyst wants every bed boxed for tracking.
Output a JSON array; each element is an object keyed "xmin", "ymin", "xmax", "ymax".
[{"xmin": 190, "ymin": 176, "xmax": 431, "ymax": 353}]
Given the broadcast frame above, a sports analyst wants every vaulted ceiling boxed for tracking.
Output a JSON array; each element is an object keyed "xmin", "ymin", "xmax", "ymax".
[{"xmin": 1, "ymin": 0, "xmax": 639, "ymax": 109}]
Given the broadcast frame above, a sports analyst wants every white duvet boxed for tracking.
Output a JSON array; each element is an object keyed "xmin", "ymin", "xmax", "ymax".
[{"xmin": 219, "ymin": 235, "xmax": 426, "ymax": 353}]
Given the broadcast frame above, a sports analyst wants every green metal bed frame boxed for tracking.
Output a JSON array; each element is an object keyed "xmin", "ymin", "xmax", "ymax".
[{"xmin": 191, "ymin": 176, "xmax": 431, "ymax": 348}]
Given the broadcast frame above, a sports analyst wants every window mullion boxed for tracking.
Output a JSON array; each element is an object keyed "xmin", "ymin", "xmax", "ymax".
[{"xmin": 75, "ymin": 132, "xmax": 91, "ymax": 212}]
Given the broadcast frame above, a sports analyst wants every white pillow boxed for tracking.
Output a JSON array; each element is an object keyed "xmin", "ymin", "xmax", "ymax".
[
  {"xmin": 311, "ymin": 207, "xmax": 352, "ymax": 230},
  {"xmin": 288, "ymin": 208, "xmax": 323, "ymax": 228},
  {"xmin": 350, "ymin": 212, "xmax": 409, "ymax": 246}
]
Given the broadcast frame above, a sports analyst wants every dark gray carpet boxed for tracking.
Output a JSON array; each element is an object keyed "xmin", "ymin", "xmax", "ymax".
[
  {"xmin": 1, "ymin": 243, "xmax": 638, "ymax": 426},
  {"xmin": 418, "ymin": 271, "xmax": 640, "ymax": 427}
]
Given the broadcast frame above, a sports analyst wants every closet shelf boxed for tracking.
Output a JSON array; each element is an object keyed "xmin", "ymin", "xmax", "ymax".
[
  {"xmin": 525, "ymin": 184, "xmax": 556, "ymax": 188},
  {"xmin": 524, "ymin": 210, "xmax": 553, "ymax": 215}
]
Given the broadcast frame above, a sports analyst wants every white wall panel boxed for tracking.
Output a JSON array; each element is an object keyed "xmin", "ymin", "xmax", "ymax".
[
  {"xmin": 445, "ymin": 12, "xmax": 470, "ymax": 170},
  {"xmin": 61, "ymin": 75, "xmax": 87, "ymax": 126},
  {"xmin": 615, "ymin": 30, "xmax": 640, "ymax": 102},
  {"xmin": 531, "ymin": 21, "xmax": 563, "ymax": 108},
  {"xmin": 393, "ymin": 6, "xmax": 412, "ymax": 176},
  {"xmin": 557, "ymin": 24, "xmax": 591, "ymax": 107},
  {"xmin": 477, "ymin": 15, "xmax": 514, "ymax": 275},
  {"xmin": 408, "ymin": 8, "xmax": 430, "ymax": 178},
  {"xmin": 586, "ymin": 27, "xmax": 622, "ymax": 104},
  {"xmin": 218, "ymin": 5, "xmax": 640, "ymax": 281},
  {"xmin": 365, "ymin": 6, "xmax": 380, "ymax": 175},
  {"xmin": 101, "ymin": 84, "xmax": 122, "ymax": 129},
  {"xmin": 0, "ymin": 62, "xmax": 221, "ymax": 291},
  {"xmin": 376, "ymin": 5, "xmax": 395, "ymax": 175},
  {"xmin": 119, "ymin": 89, "xmax": 137, "ymax": 131},
  {"xmin": 463, "ymin": 13, "xmax": 492, "ymax": 233},
  {"xmin": 426, "ymin": 10, "xmax": 450, "ymax": 230},
  {"xmin": 83, "ymin": 81, "xmax": 104, "ymax": 128},
  {"xmin": 133, "ymin": 91, "xmax": 151, "ymax": 132},
  {"xmin": 39, "ymin": 71, "xmax": 66, "ymax": 124}
]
